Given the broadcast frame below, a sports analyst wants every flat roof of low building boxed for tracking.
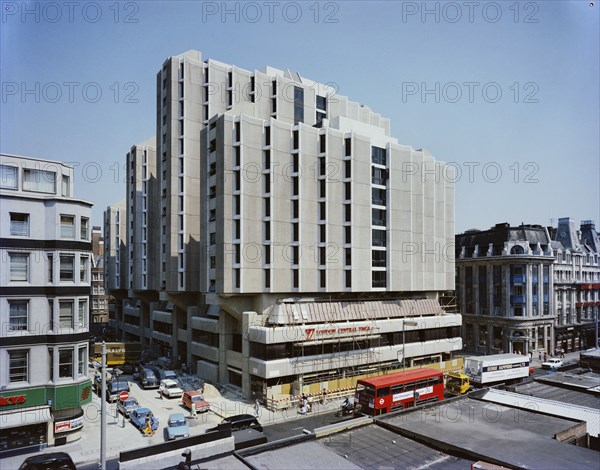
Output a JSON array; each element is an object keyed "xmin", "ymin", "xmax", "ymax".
[
  {"xmin": 240, "ymin": 426, "xmax": 472, "ymax": 470},
  {"xmin": 478, "ymin": 388, "xmax": 600, "ymax": 438},
  {"xmin": 537, "ymin": 371, "xmax": 600, "ymax": 393},
  {"xmin": 509, "ymin": 380, "xmax": 600, "ymax": 409},
  {"xmin": 380, "ymin": 397, "xmax": 599, "ymax": 469}
]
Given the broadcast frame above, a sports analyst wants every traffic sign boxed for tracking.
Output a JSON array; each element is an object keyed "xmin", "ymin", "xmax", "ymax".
[{"xmin": 119, "ymin": 391, "xmax": 129, "ymax": 401}]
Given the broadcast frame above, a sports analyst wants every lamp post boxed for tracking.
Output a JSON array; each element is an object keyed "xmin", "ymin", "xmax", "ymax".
[
  {"xmin": 402, "ymin": 320, "xmax": 418, "ymax": 371},
  {"xmin": 101, "ymin": 341, "xmax": 106, "ymax": 470}
]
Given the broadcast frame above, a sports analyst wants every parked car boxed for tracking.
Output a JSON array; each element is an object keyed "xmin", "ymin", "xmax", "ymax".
[
  {"xmin": 159, "ymin": 369, "xmax": 178, "ymax": 381},
  {"xmin": 166, "ymin": 413, "xmax": 190, "ymax": 440},
  {"xmin": 18, "ymin": 452, "xmax": 76, "ymax": 469},
  {"xmin": 207, "ymin": 414, "xmax": 263, "ymax": 433},
  {"xmin": 106, "ymin": 379, "xmax": 130, "ymax": 402},
  {"xmin": 139, "ymin": 367, "xmax": 159, "ymax": 389},
  {"xmin": 117, "ymin": 396, "xmax": 140, "ymax": 418},
  {"xmin": 182, "ymin": 391, "xmax": 210, "ymax": 412},
  {"xmin": 130, "ymin": 407, "xmax": 158, "ymax": 433},
  {"xmin": 542, "ymin": 358, "xmax": 563, "ymax": 370},
  {"xmin": 160, "ymin": 379, "xmax": 183, "ymax": 398}
]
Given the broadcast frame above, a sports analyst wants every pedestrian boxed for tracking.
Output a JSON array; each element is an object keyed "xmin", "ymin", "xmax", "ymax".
[
  {"xmin": 538, "ymin": 351, "xmax": 542, "ymax": 361},
  {"xmin": 144, "ymin": 417, "xmax": 152, "ymax": 437},
  {"xmin": 254, "ymin": 399, "xmax": 260, "ymax": 417},
  {"xmin": 150, "ymin": 414, "xmax": 158, "ymax": 436},
  {"xmin": 543, "ymin": 352, "xmax": 547, "ymax": 362},
  {"xmin": 190, "ymin": 403, "xmax": 197, "ymax": 419},
  {"xmin": 529, "ymin": 351, "xmax": 533, "ymax": 360},
  {"xmin": 561, "ymin": 349, "xmax": 565, "ymax": 358}
]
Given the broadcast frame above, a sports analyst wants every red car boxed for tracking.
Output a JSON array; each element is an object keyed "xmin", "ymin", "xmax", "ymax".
[{"xmin": 182, "ymin": 391, "xmax": 210, "ymax": 412}]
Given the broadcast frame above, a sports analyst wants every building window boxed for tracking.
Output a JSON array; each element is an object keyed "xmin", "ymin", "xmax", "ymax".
[
  {"xmin": 372, "ymin": 208, "xmax": 386, "ymax": 226},
  {"xmin": 293, "ymin": 87, "xmax": 304, "ymax": 124},
  {"xmin": 234, "ymin": 269, "xmax": 240, "ymax": 289},
  {"xmin": 23, "ymin": 168, "xmax": 56, "ymax": 193},
  {"xmin": 10, "ymin": 213, "xmax": 29, "ymax": 236},
  {"xmin": 59, "ymin": 300, "xmax": 74, "ymax": 329},
  {"xmin": 9, "ymin": 253, "xmax": 29, "ymax": 281},
  {"xmin": 345, "ymin": 270, "xmax": 352, "ymax": 288},
  {"xmin": 292, "ymin": 269, "xmax": 299, "ymax": 288},
  {"xmin": 59, "ymin": 348, "xmax": 73, "ymax": 378},
  {"xmin": 372, "ymin": 188, "xmax": 386, "ymax": 206},
  {"xmin": 78, "ymin": 346, "xmax": 87, "ymax": 376},
  {"xmin": 60, "ymin": 215, "xmax": 75, "ymax": 238},
  {"xmin": 372, "ymin": 271, "xmax": 386, "ymax": 288},
  {"xmin": 9, "ymin": 350, "xmax": 28, "ymax": 383},
  {"xmin": 81, "ymin": 217, "xmax": 89, "ymax": 239},
  {"xmin": 0, "ymin": 164, "xmax": 18, "ymax": 189},
  {"xmin": 372, "ymin": 229, "xmax": 386, "ymax": 247},
  {"xmin": 78, "ymin": 299, "xmax": 87, "ymax": 328},
  {"xmin": 48, "ymin": 253, "xmax": 54, "ymax": 282},
  {"xmin": 61, "ymin": 175, "xmax": 70, "ymax": 196},
  {"xmin": 9, "ymin": 300, "xmax": 28, "ymax": 331},
  {"xmin": 372, "ymin": 146, "xmax": 386, "ymax": 166},
  {"xmin": 60, "ymin": 255, "xmax": 75, "ymax": 281},
  {"xmin": 319, "ymin": 270, "xmax": 326, "ymax": 288},
  {"xmin": 264, "ymin": 269, "xmax": 270, "ymax": 289},
  {"xmin": 80, "ymin": 256, "xmax": 89, "ymax": 283},
  {"xmin": 372, "ymin": 250, "xmax": 386, "ymax": 267}
]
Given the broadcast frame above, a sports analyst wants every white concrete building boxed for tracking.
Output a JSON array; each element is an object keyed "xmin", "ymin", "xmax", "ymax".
[
  {"xmin": 0, "ymin": 154, "xmax": 93, "ymax": 454},
  {"xmin": 110, "ymin": 51, "xmax": 460, "ymax": 400}
]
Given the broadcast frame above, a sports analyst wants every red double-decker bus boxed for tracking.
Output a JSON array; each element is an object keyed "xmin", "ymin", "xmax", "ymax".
[{"xmin": 354, "ymin": 368, "xmax": 444, "ymax": 416}]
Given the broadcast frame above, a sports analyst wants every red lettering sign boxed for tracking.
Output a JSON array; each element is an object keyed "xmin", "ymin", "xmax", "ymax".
[{"xmin": 0, "ymin": 395, "xmax": 26, "ymax": 406}]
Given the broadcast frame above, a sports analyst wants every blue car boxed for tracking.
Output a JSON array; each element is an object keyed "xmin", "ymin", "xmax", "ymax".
[
  {"xmin": 166, "ymin": 413, "xmax": 189, "ymax": 440},
  {"xmin": 130, "ymin": 407, "xmax": 158, "ymax": 434}
]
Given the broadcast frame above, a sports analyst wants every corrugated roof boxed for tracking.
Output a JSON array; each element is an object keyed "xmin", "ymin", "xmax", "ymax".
[
  {"xmin": 479, "ymin": 388, "xmax": 600, "ymax": 438},
  {"xmin": 267, "ymin": 299, "xmax": 444, "ymax": 325}
]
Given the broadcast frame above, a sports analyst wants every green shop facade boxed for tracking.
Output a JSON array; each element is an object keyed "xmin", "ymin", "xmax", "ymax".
[{"xmin": 0, "ymin": 379, "xmax": 92, "ymax": 455}]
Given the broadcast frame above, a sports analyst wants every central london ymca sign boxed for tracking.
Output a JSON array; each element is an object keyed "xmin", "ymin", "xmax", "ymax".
[{"xmin": 305, "ymin": 326, "xmax": 373, "ymax": 341}]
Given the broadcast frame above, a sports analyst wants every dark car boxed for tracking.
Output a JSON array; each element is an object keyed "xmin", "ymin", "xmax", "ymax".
[
  {"xmin": 18, "ymin": 452, "xmax": 76, "ymax": 469},
  {"xmin": 207, "ymin": 414, "xmax": 263, "ymax": 433},
  {"xmin": 159, "ymin": 369, "xmax": 178, "ymax": 381},
  {"xmin": 139, "ymin": 367, "xmax": 159, "ymax": 389},
  {"xmin": 106, "ymin": 379, "xmax": 130, "ymax": 402}
]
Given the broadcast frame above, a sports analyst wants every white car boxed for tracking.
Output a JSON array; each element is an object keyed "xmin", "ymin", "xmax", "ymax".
[
  {"xmin": 160, "ymin": 379, "xmax": 183, "ymax": 398},
  {"xmin": 541, "ymin": 358, "xmax": 563, "ymax": 370}
]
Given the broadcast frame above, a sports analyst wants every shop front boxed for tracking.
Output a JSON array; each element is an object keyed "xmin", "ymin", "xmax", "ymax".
[
  {"xmin": 0, "ymin": 380, "xmax": 92, "ymax": 456},
  {"xmin": 0, "ymin": 405, "xmax": 52, "ymax": 456}
]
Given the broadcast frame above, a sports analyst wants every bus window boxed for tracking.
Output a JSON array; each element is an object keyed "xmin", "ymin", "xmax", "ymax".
[
  {"xmin": 377, "ymin": 387, "xmax": 390, "ymax": 397},
  {"xmin": 357, "ymin": 384, "xmax": 375, "ymax": 397}
]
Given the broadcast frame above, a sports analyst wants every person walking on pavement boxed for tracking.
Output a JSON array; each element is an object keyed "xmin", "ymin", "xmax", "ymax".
[
  {"xmin": 544, "ymin": 352, "xmax": 548, "ymax": 362},
  {"xmin": 190, "ymin": 403, "xmax": 197, "ymax": 419},
  {"xmin": 538, "ymin": 351, "xmax": 542, "ymax": 361},
  {"xmin": 254, "ymin": 399, "xmax": 260, "ymax": 417}
]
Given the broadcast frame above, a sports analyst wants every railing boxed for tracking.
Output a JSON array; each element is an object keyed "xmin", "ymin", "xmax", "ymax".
[{"xmin": 266, "ymin": 387, "xmax": 355, "ymax": 412}]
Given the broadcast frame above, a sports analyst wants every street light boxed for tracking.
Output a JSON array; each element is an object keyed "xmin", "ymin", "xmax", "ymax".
[{"xmin": 402, "ymin": 320, "xmax": 418, "ymax": 371}]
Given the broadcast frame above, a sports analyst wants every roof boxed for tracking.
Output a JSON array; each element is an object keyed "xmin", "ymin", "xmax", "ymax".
[
  {"xmin": 358, "ymin": 368, "xmax": 442, "ymax": 387},
  {"xmin": 267, "ymin": 298, "xmax": 444, "ymax": 325},
  {"xmin": 509, "ymin": 380, "xmax": 600, "ymax": 409},
  {"xmin": 537, "ymin": 370, "xmax": 600, "ymax": 393},
  {"xmin": 478, "ymin": 388, "xmax": 600, "ymax": 437},
  {"xmin": 381, "ymin": 396, "xmax": 600, "ymax": 469}
]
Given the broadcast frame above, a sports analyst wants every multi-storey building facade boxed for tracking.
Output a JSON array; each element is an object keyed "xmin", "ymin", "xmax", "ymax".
[
  {"xmin": 103, "ymin": 200, "xmax": 126, "ymax": 333},
  {"xmin": 90, "ymin": 226, "xmax": 109, "ymax": 335},
  {"xmin": 456, "ymin": 219, "xmax": 600, "ymax": 356},
  {"xmin": 456, "ymin": 223, "xmax": 556, "ymax": 355},
  {"xmin": 0, "ymin": 154, "xmax": 93, "ymax": 454},
  {"xmin": 109, "ymin": 51, "xmax": 461, "ymax": 400},
  {"xmin": 551, "ymin": 218, "xmax": 600, "ymax": 352}
]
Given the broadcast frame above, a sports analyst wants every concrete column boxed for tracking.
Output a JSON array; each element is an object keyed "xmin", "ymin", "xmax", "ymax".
[
  {"xmin": 526, "ymin": 264, "xmax": 533, "ymax": 317},
  {"xmin": 487, "ymin": 264, "xmax": 494, "ymax": 316},
  {"xmin": 241, "ymin": 311, "xmax": 257, "ymax": 399},
  {"xmin": 458, "ymin": 266, "xmax": 466, "ymax": 314},
  {"xmin": 474, "ymin": 265, "xmax": 480, "ymax": 315},
  {"xmin": 503, "ymin": 264, "xmax": 511, "ymax": 316},
  {"xmin": 543, "ymin": 325, "xmax": 548, "ymax": 353},
  {"xmin": 218, "ymin": 310, "xmax": 227, "ymax": 385},
  {"xmin": 487, "ymin": 326, "xmax": 493, "ymax": 354}
]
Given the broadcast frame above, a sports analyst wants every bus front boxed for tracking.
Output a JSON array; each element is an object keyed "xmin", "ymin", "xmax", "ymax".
[{"xmin": 354, "ymin": 380, "xmax": 376, "ymax": 416}]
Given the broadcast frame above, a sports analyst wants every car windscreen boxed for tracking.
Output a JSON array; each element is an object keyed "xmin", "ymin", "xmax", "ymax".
[{"xmin": 170, "ymin": 418, "xmax": 185, "ymax": 426}]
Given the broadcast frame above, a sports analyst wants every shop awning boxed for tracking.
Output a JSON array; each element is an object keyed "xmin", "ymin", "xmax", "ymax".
[{"xmin": 0, "ymin": 406, "xmax": 52, "ymax": 429}]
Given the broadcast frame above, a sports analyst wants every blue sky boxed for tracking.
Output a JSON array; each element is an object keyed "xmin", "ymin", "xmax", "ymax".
[{"xmin": 2, "ymin": 1, "xmax": 598, "ymax": 232}]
